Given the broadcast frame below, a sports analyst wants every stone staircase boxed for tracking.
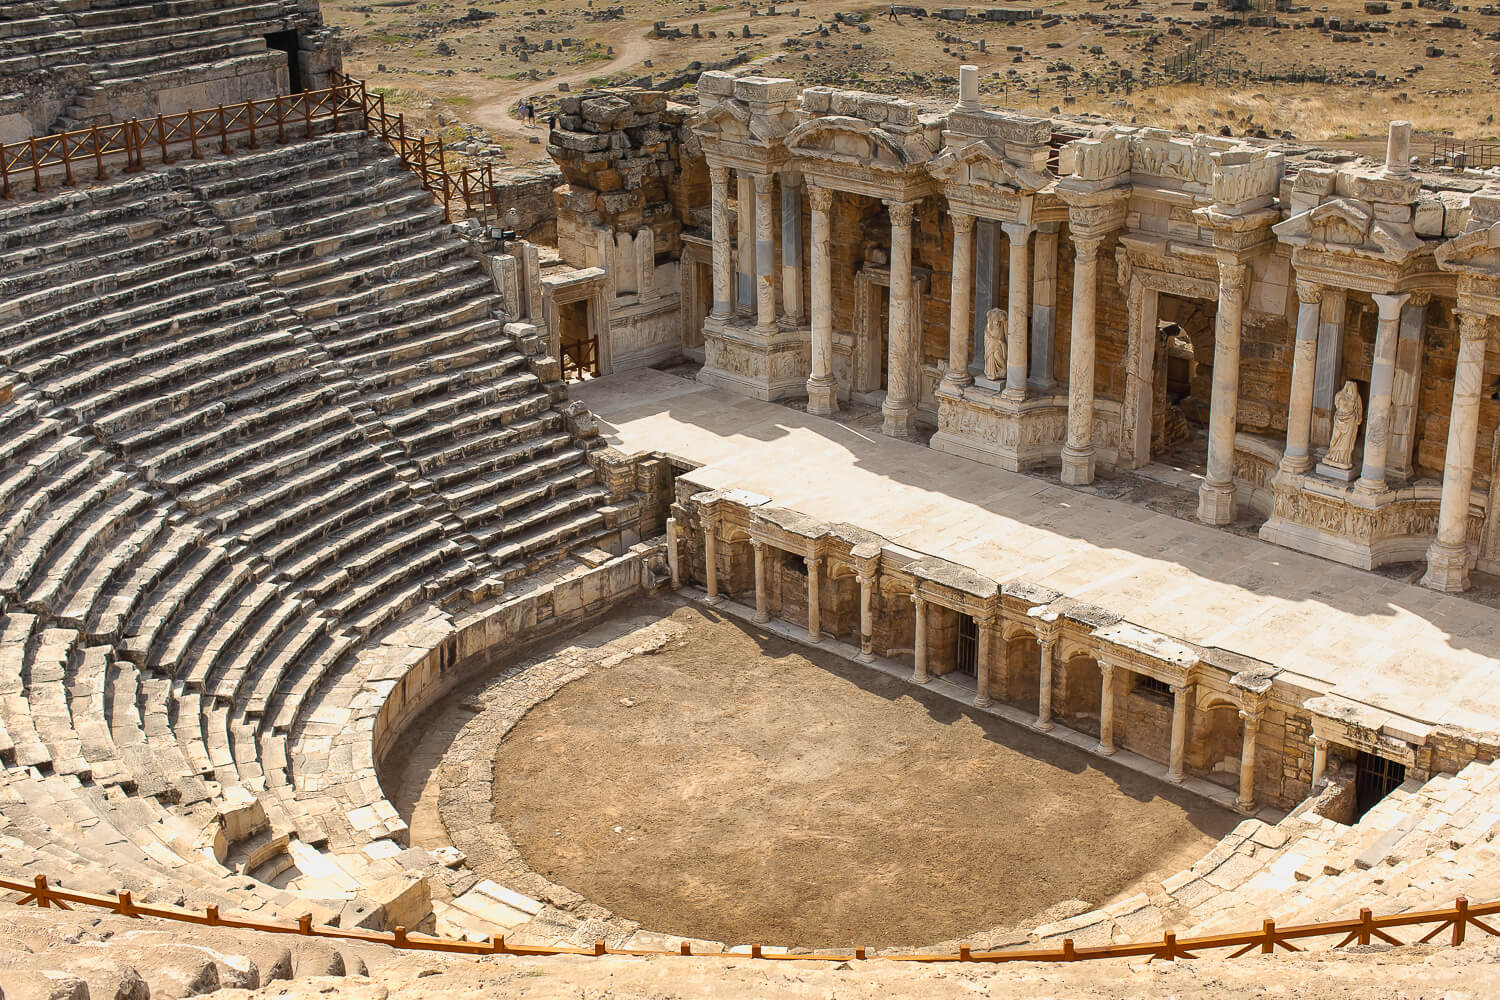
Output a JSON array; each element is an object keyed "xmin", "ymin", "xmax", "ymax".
[{"xmin": 0, "ymin": 135, "xmax": 620, "ymax": 936}]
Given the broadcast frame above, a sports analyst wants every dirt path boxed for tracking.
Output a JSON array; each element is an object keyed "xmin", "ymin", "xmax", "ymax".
[{"xmin": 484, "ymin": 602, "xmax": 1235, "ymax": 949}]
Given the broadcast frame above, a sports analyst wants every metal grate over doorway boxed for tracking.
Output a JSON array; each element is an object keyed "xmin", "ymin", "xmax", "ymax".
[{"xmin": 955, "ymin": 613, "xmax": 978, "ymax": 677}]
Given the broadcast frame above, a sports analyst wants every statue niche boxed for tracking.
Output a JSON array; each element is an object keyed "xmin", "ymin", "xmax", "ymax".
[
  {"xmin": 1324, "ymin": 380, "xmax": 1364, "ymax": 471},
  {"xmin": 983, "ymin": 307, "xmax": 1007, "ymax": 383}
]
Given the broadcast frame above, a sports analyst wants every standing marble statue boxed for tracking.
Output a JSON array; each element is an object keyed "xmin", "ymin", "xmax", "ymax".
[
  {"xmin": 983, "ymin": 307, "xmax": 1007, "ymax": 383},
  {"xmin": 1324, "ymin": 380, "xmax": 1363, "ymax": 470}
]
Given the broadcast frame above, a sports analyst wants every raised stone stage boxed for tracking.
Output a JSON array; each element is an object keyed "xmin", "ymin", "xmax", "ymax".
[{"xmin": 574, "ymin": 368, "xmax": 1500, "ymax": 737}]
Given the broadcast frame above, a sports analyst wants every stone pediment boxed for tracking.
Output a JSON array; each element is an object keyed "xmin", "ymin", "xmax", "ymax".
[
  {"xmin": 1436, "ymin": 219, "xmax": 1500, "ymax": 276},
  {"xmin": 1274, "ymin": 196, "xmax": 1423, "ymax": 261},
  {"xmin": 928, "ymin": 139, "xmax": 1052, "ymax": 193},
  {"xmin": 688, "ymin": 99, "xmax": 790, "ymax": 148},
  {"xmin": 785, "ymin": 116, "xmax": 933, "ymax": 172}
]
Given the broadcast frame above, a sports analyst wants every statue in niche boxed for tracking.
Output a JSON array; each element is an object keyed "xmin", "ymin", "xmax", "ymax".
[
  {"xmin": 983, "ymin": 307, "xmax": 1007, "ymax": 382},
  {"xmin": 1325, "ymin": 380, "xmax": 1363, "ymax": 470}
]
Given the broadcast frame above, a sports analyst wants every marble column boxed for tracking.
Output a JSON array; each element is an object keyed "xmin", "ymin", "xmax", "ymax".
[
  {"xmin": 882, "ymin": 200, "xmax": 918, "ymax": 438},
  {"xmin": 735, "ymin": 171, "xmax": 754, "ymax": 313},
  {"xmin": 806, "ymin": 184, "xmax": 837, "ymax": 417},
  {"xmin": 1060, "ymin": 236, "xmax": 1102, "ymax": 486},
  {"xmin": 1197, "ymin": 259, "xmax": 1248, "ymax": 526},
  {"xmin": 856, "ymin": 572, "xmax": 874, "ymax": 662},
  {"xmin": 708, "ymin": 165, "xmax": 732, "ymax": 320},
  {"xmin": 1036, "ymin": 631, "xmax": 1057, "ymax": 731},
  {"xmin": 751, "ymin": 540, "xmax": 770, "ymax": 623},
  {"xmin": 666, "ymin": 516, "xmax": 681, "ymax": 589},
  {"xmin": 1168, "ymin": 682, "xmax": 1191, "ymax": 783},
  {"xmin": 1030, "ymin": 224, "xmax": 1060, "ymax": 390},
  {"xmin": 805, "ymin": 554, "xmax": 821, "ymax": 642},
  {"xmin": 975, "ymin": 614, "xmax": 995, "ymax": 708},
  {"xmin": 942, "ymin": 211, "xmax": 976, "ymax": 394},
  {"xmin": 1422, "ymin": 311, "xmax": 1490, "ymax": 592},
  {"xmin": 1388, "ymin": 292, "xmax": 1430, "ymax": 482},
  {"xmin": 1312, "ymin": 289, "xmax": 1348, "ymax": 446},
  {"xmin": 1280, "ymin": 280, "xmax": 1322, "ymax": 475},
  {"xmin": 1237, "ymin": 707, "xmax": 1263, "ymax": 813},
  {"xmin": 911, "ymin": 593, "xmax": 929, "ymax": 684},
  {"xmin": 753, "ymin": 172, "xmax": 776, "ymax": 333},
  {"xmin": 1001, "ymin": 222, "xmax": 1031, "ymax": 400},
  {"xmin": 703, "ymin": 518, "xmax": 720, "ymax": 604},
  {"xmin": 1311, "ymin": 735, "xmax": 1329, "ymax": 788},
  {"xmin": 1357, "ymin": 291, "xmax": 1409, "ymax": 495},
  {"xmin": 1097, "ymin": 660, "xmax": 1117, "ymax": 756},
  {"xmin": 780, "ymin": 172, "xmax": 804, "ymax": 326}
]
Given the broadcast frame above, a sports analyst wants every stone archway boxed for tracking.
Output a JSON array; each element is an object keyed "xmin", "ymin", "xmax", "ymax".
[
  {"xmin": 1000, "ymin": 624, "xmax": 1041, "ymax": 715},
  {"xmin": 1055, "ymin": 649, "xmax": 1103, "ymax": 738},
  {"xmin": 1193, "ymin": 698, "xmax": 1244, "ymax": 790}
]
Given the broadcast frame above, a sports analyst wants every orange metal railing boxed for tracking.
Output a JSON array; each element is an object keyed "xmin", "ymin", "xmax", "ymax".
[
  {"xmin": 3, "ymin": 873, "xmax": 1498, "ymax": 966},
  {"xmin": 0, "ymin": 75, "xmax": 500, "ymax": 225}
]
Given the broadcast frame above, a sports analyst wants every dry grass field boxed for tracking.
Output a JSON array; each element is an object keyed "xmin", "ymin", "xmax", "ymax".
[{"xmin": 320, "ymin": 0, "xmax": 1500, "ymax": 165}]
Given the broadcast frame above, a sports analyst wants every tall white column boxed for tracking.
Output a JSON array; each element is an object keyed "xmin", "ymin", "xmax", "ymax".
[
  {"xmin": 856, "ymin": 571, "xmax": 874, "ymax": 662},
  {"xmin": 751, "ymin": 540, "xmax": 769, "ymax": 623},
  {"xmin": 942, "ymin": 212, "xmax": 976, "ymax": 394},
  {"xmin": 703, "ymin": 516, "xmax": 720, "ymax": 604},
  {"xmin": 1198, "ymin": 258, "xmax": 1248, "ymax": 526},
  {"xmin": 1237, "ymin": 706, "xmax": 1263, "ymax": 813},
  {"xmin": 1422, "ymin": 311, "xmax": 1490, "ymax": 592},
  {"xmin": 1280, "ymin": 280, "xmax": 1322, "ymax": 475},
  {"xmin": 805, "ymin": 555, "xmax": 822, "ymax": 643},
  {"xmin": 780, "ymin": 172, "xmax": 804, "ymax": 326},
  {"xmin": 1357, "ymin": 292, "xmax": 1410, "ymax": 495},
  {"xmin": 666, "ymin": 516, "xmax": 681, "ymax": 589},
  {"xmin": 709, "ymin": 165, "xmax": 732, "ymax": 320},
  {"xmin": 735, "ymin": 171, "xmax": 754, "ymax": 313},
  {"xmin": 753, "ymin": 172, "xmax": 776, "ymax": 333},
  {"xmin": 1168, "ymin": 682, "xmax": 1191, "ymax": 783},
  {"xmin": 882, "ymin": 200, "xmax": 918, "ymax": 439},
  {"xmin": 1030, "ymin": 224, "xmax": 1060, "ymax": 390},
  {"xmin": 1060, "ymin": 236, "xmax": 1102, "ymax": 486},
  {"xmin": 1312, "ymin": 289, "xmax": 1348, "ymax": 446},
  {"xmin": 911, "ymin": 593, "xmax": 928, "ymax": 684},
  {"xmin": 1001, "ymin": 222, "xmax": 1032, "ymax": 400},
  {"xmin": 1096, "ymin": 660, "xmax": 1117, "ymax": 756},
  {"xmin": 806, "ymin": 184, "xmax": 837, "ymax": 417},
  {"xmin": 1311, "ymin": 735, "xmax": 1329, "ymax": 788},
  {"xmin": 1036, "ymin": 630, "xmax": 1057, "ymax": 731},
  {"xmin": 975, "ymin": 614, "xmax": 995, "ymax": 708}
]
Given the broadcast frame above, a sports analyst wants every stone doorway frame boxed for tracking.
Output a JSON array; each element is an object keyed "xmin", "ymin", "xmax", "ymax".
[
  {"xmin": 542, "ymin": 268, "xmax": 612, "ymax": 378},
  {"xmin": 680, "ymin": 234, "xmax": 712, "ymax": 356},
  {"xmin": 851, "ymin": 265, "xmax": 930, "ymax": 396},
  {"xmin": 1116, "ymin": 239, "xmax": 1220, "ymax": 469}
]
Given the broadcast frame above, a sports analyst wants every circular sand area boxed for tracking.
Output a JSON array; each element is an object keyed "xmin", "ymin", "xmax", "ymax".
[{"xmin": 484, "ymin": 603, "xmax": 1236, "ymax": 948}]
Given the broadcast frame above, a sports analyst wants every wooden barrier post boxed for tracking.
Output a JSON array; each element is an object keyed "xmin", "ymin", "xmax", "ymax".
[
  {"xmin": 188, "ymin": 109, "xmax": 201, "ymax": 159},
  {"xmin": 91, "ymin": 124, "xmax": 105, "ymax": 180},
  {"xmin": 29, "ymin": 136, "xmax": 43, "ymax": 192},
  {"xmin": 247, "ymin": 98, "xmax": 259, "ymax": 149},
  {"xmin": 59, "ymin": 130, "xmax": 73, "ymax": 186},
  {"xmin": 217, "ymin": 104, "xmax": 229, "ymax": 154}
]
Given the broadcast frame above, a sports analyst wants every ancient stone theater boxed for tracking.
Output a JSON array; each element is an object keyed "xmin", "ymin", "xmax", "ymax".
[{"xmin": 3, "ymin": 0, "xmax": 1500, "ymax": 993}]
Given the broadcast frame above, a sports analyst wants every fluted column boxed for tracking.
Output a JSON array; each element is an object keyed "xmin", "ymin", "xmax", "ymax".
[
  {"xmin": 805, "ymin": 555, "xmax": 822, "ymax": 643},
  {"xmin": 975, "ymin": 613, "xmax": 995, "ymax": 708},
  {"xmin": 709, "ymin": 165, "xmax": 732, "ymax": 320},
  {"xmin": 780, "ymin": 172, "xmax": 804, "ymax": 326},
  {"xmin": 882, "ymin": 200, "xmax": 918, "ymax": 438},
  {"xmin": 1168, "ymin": 682, "xmax": 1191, "ymax": 783},
  {"xmin": 1357, "ymin": 292, "xmax": 1409, "ymax": 495},
  {"xmin": 751, "ymin": 540, "xmax": 770, "ymax": 623},
  {"xmin": 1035, "ymin": 629, "xmax": 1057, "ymax": 731},
  {"xmin": 911, "ymin": 593, "xmax": 928, "ymax": 684},
  {"xmin": 703, "ymin": 516, "xmax": 720, "ymax": 604},
  {"xmin": 1237, "ymin": 706, "xmax": 1263, "ymax": 813},
  {"xmin": 1096, "ymin": 660, "xmax": 1117, "ymax": 755},
  {"xmin": 1000, "ymin": 222, "xmax": 1032, "ymax": 400},
  {"xmin": 942, "ymin": 211, "xmax": 976, "ymax": 394},
  {"xmin": 735, "ymin": 172, "xmax": 754, "ymax": 313},
  {"xmin": 753, "ymin": 172, "xmax": 776, "ymax": 334},
  {"xmin": 1198, "ymin": 258, "xmax": 1248, "ymax": 525},
  {"xmin": 1422, "ymin": 311, "xmax": 1490, "ymax": 592},
  {"xmin": 856, "ymin": 571, "xmax": 874, "ymax": 662},
  {"xmin": 1060, "ymin": 236, "xmax": 1102, "ymax": 485},
  {"xmin": 1280, "ymin": 280, "xmax": 1322, "ymax": 475},
  {"xmin": 806, "ymin": 184, "xmax": 837, "ymax": 417}
]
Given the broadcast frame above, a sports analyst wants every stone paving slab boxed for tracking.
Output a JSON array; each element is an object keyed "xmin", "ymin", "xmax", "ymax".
[{"xmin": 575, "ymin": 369, "xmax": 1500, "ymax": 732}]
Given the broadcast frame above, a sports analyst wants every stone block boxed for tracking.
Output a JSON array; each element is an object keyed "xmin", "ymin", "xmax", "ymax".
[
  {"xmin": 698, "ymin": 70, "xmax": 737, "ymax": 96},
  {"xmin": 733, "ymin": 76, "xmax": 798, "ymax": 103},
  {"xmin": 801, "ymin": 85, "xmax": 834, "ymax": 112},
  {"xmin": 1413, "ymin": 197, "xmax": 1445, "ymax": 237},
  {"xmin": 830, "ymin": 89, "xmax": 864, "ymax": 116}
]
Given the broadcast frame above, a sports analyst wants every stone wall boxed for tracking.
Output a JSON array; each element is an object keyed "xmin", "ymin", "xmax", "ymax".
[{"xmin": 493, "ymin": 163, "xmax": 564, "ymax": 244}]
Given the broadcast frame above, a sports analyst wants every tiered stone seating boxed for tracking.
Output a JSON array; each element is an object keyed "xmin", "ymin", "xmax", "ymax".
[{"xmin": 179, "ymin": 133, "xmax": 612, "ymax": 584}]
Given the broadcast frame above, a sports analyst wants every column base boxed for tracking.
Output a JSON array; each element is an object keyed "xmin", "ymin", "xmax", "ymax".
[
  {"xmin": 1235, "ymin": 799, "xmax": 1256, "ymax": 815},
  {"xmin": 1167, "ymin": 769, "xmax": 1186, "ymax": 784},
  {"xmin": 753, "ymin": 611, "xmax": 771, "ymax": 624},
  {"xmin": 704, "ymin": 594, "xmax": 723, "ymax": 606},
  {"xmin": 975, "ymin": 695, "xmax": 993, "ymax": 709},
  {"xmin": 806, "ymin": 376, "xmax": 839, "ymax": 418},
  {"xmin": 1059, "ymin": 445, "xmax": 1096, "ymax": 487},
  {"xmin": 1421, "ymin": 540, "xmax": 1472, "ymax": 593},
  {"xmin": 857, "ymin": 650, "xmax": 875, "ymax": 664},
  {"xmin": 882, "ymin": 401, "xmax": 917, "ymax": 440},
  {"xmin": 1095, "ymin": 742, "xmax": 1117, "ymax": 757},
  {"xmin": 1196, "ymin": 479, "xmax": 1237, "ymax": 526},
  {"xmin": 1353, "ymin": 476, "xmax": 1390, "ymax": 499},
  {"xmin": 938, "ymin": 375, "xmax": 972, "ymax": 398},
  {"xmin": 912, "ymin": 669, "xmax": 931, "ymax": 685},
  {"xmin": 807, "ymin": 630, "xmax": 822, "ymax": 644},
  {"xmin": 1034, "ymin": 718, "xmax": 1054, "ymax": 733}
]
